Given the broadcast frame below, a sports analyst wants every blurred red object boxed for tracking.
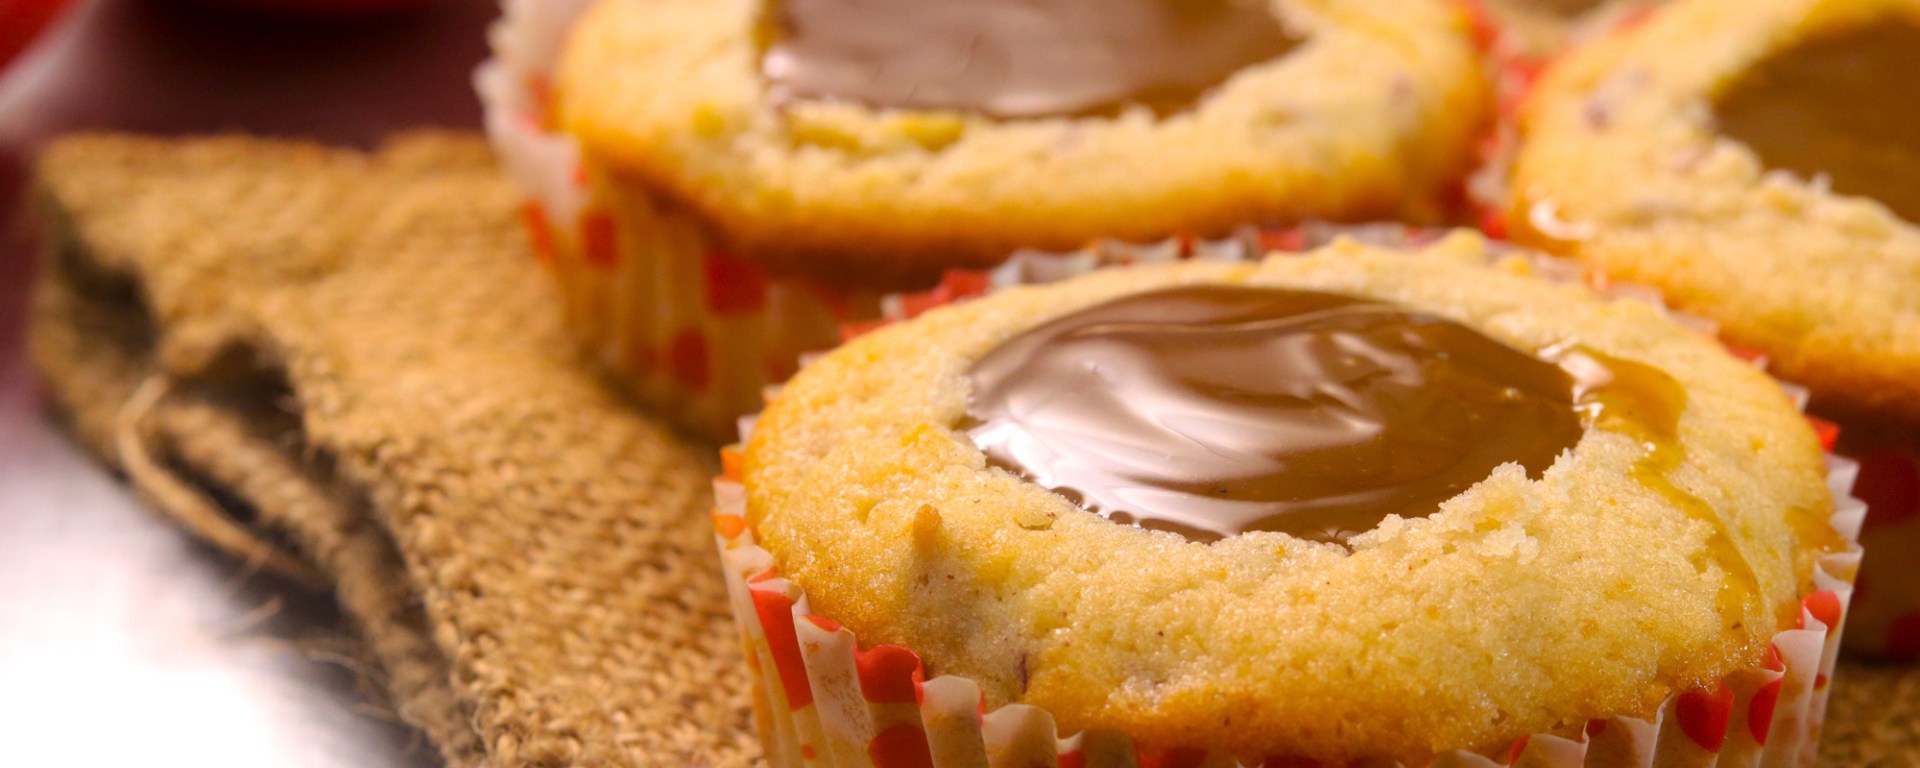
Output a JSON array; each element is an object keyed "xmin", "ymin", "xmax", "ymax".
[
  {"xmin": 0, "ymin": 0, "xmax": 491, "ymax": 148},
  {"xmin": 0, "ymin": 0, "xmax": 495, "ymax": 379},
  {"xmin": 0, "ymin": 0, "xmax": 71, "ymax": 70}
]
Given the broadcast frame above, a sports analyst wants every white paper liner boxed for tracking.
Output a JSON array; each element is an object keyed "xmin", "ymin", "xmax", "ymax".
[
  {"xmin": 479, "ymin": 0, "xmax": 884, "ymax": 440},
  {"xmin": 711, "ymin": 233, "xmax": 1866, "ymax": 767},
  {"xmin": 1827, "ymin": 425, "xmax": 1920, "ymax": 660},
  {"xmin": 476, "ymin": 0, "xmax": 594, "ymax": 232}
]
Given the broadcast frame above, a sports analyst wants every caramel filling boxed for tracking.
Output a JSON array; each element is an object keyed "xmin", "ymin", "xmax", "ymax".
[
  {"xmin": 1557, "ymin": 347, "xmax": 1758, "ymax": 627},
  {"xmin": 966, "ymin": 286, "xmax": 1585, "ymax": 545},
  {"xmin": 759, "ymin": 0, "xmax": 1299, "ymax": 119},
  {"xmin": 1715, "ymin": 23, "xmax": 1920, "ymax": 224}
]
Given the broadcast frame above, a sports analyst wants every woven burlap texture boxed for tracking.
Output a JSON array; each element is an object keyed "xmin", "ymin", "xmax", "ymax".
[
  {"xmin": 24, "ymin": 133, "xmax": 1919, "ymax": 767},
  {"xmin": 30, "ymin": 133, "xmax": 756, "ymax": 767}
]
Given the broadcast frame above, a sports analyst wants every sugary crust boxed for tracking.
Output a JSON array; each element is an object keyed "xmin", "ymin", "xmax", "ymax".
[
  {"xmin": 745, "ymin": 234, "xmax": 1835, "ymax": 762},
  {"xmin": 556, "ymin": 0, "xmax": 1488, "ymax": 285},
  {"xmin": 1506, "ymin": 0, "xmax": 1920, "ymax": 421}
]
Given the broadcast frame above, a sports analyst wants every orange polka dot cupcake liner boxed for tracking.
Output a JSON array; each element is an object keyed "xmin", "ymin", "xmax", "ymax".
[
  {"xmin": 711, "ymin": 229, "xmax": 1866, "ymax": 767},
  {"xmin": 480, "ymin": 0, "xmax": 884, "ymax": 441}
]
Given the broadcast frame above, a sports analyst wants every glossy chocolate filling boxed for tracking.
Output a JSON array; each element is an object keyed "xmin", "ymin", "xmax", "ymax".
[
  {"xmin": 1522, "ymin": 0, "xmax": 1611, "ymax": 17},
  {"xmin": 1714, "ymin": 23, "xmax": 1920, "ymax": 224},
  {"xmin": 758, "ymin": 0, "xmax": 1299, "ymax": 119},
  {"xmin": 966, "ymin": 286, "xmax": 1585, "ymax": 545}
]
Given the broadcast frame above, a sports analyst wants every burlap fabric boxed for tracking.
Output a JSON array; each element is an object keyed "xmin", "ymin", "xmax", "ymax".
[
  {"xmin": 24, "ymin": 133, "xmax": 1919, "ymax": 767},
  {"xmin": 29, "ymin": 133, "xmax": 755, "ymax": 767}
]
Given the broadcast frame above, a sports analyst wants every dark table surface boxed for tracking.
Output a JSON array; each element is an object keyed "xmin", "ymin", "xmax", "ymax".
[{"xmin": 0, "ymin": 1, "xmax": 498, "ymax": 764}]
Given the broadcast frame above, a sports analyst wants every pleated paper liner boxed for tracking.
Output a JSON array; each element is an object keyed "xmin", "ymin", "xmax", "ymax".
[
  {"xmin": 480, "ymin": 0, "xmax": 872, "ymax": 440},
  {"xmin": 711, "ymin": 230, "xmax": 1866, "ymax": 767},
  {"xmin": 1830, "ymin": 424, "xmax": 1920, "ymax": 661}
]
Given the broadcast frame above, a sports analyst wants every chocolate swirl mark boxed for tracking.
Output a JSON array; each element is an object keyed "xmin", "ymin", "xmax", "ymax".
[
  {"xmin": 758, "ymin": 0, "xmax": 1300, "ymax": 119},
  {"xmin": 965, "ymin": 286, "xmax": 1586, "ymax": 546}
]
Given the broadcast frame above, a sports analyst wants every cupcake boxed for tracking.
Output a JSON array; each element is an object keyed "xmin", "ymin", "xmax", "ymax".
[
  {"xmin": 477, "ymin": 0, "xmax": 1491, "ymax": 439},
  {"xmin": 1503, "ymin": 0, "xmax": 1920, "ymax": 658},
  {"xmin": 714, "ymin": 233, "xmax": 1861, "ymax": 766}
]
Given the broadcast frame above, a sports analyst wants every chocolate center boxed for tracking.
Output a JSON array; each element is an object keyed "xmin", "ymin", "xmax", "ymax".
[
  {"xmin": 1714, "ymin": 23, "xmax": 1920, "ymax": 224},
  {"xmin": 1521, "ymin": 0, "xmax": 1611, "ymax": 17},
  {"xmin": 966, "ymin": 286, "xmax": 1585, "ymax": 544},
  {"xmin": 758, "ymin": 0, "xmax": 1300, "ymax": 119}
]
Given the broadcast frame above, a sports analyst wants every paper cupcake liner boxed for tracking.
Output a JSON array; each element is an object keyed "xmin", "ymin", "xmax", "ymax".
[
  {"xmin": 477, "ymin": 0, "xmax": 886, "ymax": 440},
  {"xmin": 1826, "ymin": 420, "xmax": 1920, "ymax": 661},
  {"xmin": 714, "ymin": 232, "xmax": 1866, "ymax": 767}
]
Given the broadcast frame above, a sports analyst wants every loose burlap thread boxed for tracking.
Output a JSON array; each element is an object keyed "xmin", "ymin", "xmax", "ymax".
[{"xmin": 25, "ymin": 133, "xmax": 1919, "ymax": 767}]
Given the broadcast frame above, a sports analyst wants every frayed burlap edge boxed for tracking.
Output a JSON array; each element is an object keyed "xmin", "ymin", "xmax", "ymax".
[
  {"xmin": 31, "ymin": 258, "xmax": 486, "ymax": 765},
  {"xmin": 28, "ymin": 133, "xmax": 758, "ymax": 767}
]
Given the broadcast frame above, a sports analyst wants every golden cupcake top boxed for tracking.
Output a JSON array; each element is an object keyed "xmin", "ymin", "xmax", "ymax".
[
  {"xmin": 555, "ymin": 0, "xmax": 1487, "ymax": 284},
  {"xmin": 1506, "ymin": 0, "xmax": 1920, "ymax": 421},
  {"xmin": 743, "ymin": 234, "xmax": 1839, "ymax": 761}
]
